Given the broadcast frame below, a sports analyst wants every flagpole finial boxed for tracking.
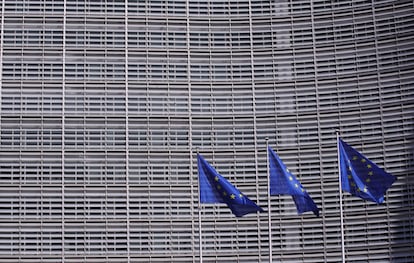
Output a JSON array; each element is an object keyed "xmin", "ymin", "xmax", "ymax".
[{"xmin": 335, "ymin": 129, "xmax": 341, "ymax": 139}]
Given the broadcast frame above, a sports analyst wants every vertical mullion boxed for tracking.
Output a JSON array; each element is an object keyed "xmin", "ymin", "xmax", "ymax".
[
  {"xmin": 185, "ymin": 0, "xmax": 198, "ymax": 261},
  {"xmin": 248, "ymin": 0, "xmax": 262, "ymax": 259},
  {"xmin": 124, "ymin": 1, "xmax": 131, "ymax": 261},
  {"xmin": 0, "ymin": 0, "xmax": 4, "ymax": 121},
  {"xmin": 61, "ymin": 0, "xmax": 67, "ymax": 261}
]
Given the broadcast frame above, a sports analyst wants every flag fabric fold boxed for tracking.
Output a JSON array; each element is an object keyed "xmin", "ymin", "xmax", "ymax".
[
  {"xmin": 268, "ymin": 146, "xmax": 319, "ymax": 217},
  {"xmin": 338, "ymin": 138, "xmax": 396, "ymax": 204},
  {"xmin": 197, "ymin": 154, "xmax": 264, "ymax": 217}
]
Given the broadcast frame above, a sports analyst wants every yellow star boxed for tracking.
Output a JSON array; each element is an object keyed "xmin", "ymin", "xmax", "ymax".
[
  {"xmin": 363, "ymin": 187, "xmax": 368, "ymax": 193},
  {"xmin": 368, "ymin": 171, "xmax": 373, "ymax": 176},
  {"xmin": 347, "ymin": 175, "xmax": 352, "ymax": 179},
  {"xmin": 361, "ymin": 159, "xmax": 366, "ymax": 163},
  {"xmin": 301, "ymin": 188, "xmax": 305, "ymax": 192},
  {"xmin": 351, "ymin": 182, "xmax": 356, "ymax": 187},
  {"xmin": 239, "ymin": 194, "xmax": 243, "ymax": 198},
  {"xmin": 289, "ymin": 176, "xmax": 293, "ymax": 181},
  {"xmin": 217, "ymin": 185, "xmax": 221, "ymax": 190},
  {"xmin": 230, "ymin": 194, "xmax": 236, "ymax": 199},
  {"xmin": 222, "ymin": 191, "xmax": 227, "ymax": 197},
  {"xmin": 365, "ymin": 178, "xmax": 371, "ymax": 183},
  {"xmin": 352, "ymin": 156, "xmax": 358, "ymax": 161},
  {"xmin": 214, "ymin": 176, "xmax": 219, "ymax": 182},
  {"xmin": 357, "ymin": 188, "xmax": 361, "ymax": 192},
  {"xmin": 294, "ymin": 183, "xmax": 299, "ymax": 188},
  {"xmin": 367, "ymin": 164, "xmax": 372, "ymax": 169},
  {"xmin": 348, "ymin": 166, "xmax": 352, "ymax": 171}
]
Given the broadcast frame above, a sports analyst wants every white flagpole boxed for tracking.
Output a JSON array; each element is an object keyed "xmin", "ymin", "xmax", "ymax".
[
  {"xmin": 266, "ymin": 138, "xmax": 273, "ymax": 263},
  {"xmin": 196, "ymin": 149, "xmax": 203, "ymax": 263},
  {"xmin": 198, "ymin": 204, "xmax": 203, "ymax": 263},
  {"xmin": 336, "ymin": 130, "xmax": 346, "ymax": 262}
]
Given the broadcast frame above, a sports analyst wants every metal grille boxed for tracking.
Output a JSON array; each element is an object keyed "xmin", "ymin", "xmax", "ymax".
[{"xmin": 0, "ymin": 0, "xmax": 413, "ymax": 262}]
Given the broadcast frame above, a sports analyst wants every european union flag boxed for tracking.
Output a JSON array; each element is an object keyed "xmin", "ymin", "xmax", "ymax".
[
  {"xmin": 268, "ymin": 146, "xmax": 319, "ymax": 217},
  {"xmin": 338, "ymin": 139, "xmax": 396, "ymax": 204},
  {"xmin": 197, "ymin": 154, "xmax": 264, "ymax": 217}
]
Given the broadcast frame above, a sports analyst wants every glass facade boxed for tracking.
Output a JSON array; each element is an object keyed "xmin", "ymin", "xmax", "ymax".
[{"xmin": 0, "ymin": 0, "xmax": 413, "ymax": 262}]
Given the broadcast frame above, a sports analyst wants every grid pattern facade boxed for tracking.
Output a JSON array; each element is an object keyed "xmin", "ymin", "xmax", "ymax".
[{"xmin": 0, "ymin": 0, "xmax": 413, "ymax": 262}]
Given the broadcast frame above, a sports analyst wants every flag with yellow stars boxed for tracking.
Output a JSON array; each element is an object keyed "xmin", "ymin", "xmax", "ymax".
[
  {"xmin": 197, "ymin": 154, "xmax": 264, "ymax": 217},
  {"xmin": 268, "ymin": 146, "xmax": 319, "ymax": 217},
  {"xmin": 338, "ymin": 138, "xmax": 396, "ymax": 204}
]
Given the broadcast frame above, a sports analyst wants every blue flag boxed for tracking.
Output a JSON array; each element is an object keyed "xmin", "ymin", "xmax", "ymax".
[
  {"xmin": 197, "ymin": 154, "xmax": 264, "ymax": 217},
  {"xmin": 338, "ymin": 139, "xmax": 396, "ymax": 204},
  {"xmin": 268, "ymin": 146, "xmax": 319, "ymax": 217}
]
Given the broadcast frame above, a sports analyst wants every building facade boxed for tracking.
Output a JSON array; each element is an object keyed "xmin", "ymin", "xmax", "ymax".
[{"xmin": 0, "ymin": 0, "xmax": 413, "ymax": 262}]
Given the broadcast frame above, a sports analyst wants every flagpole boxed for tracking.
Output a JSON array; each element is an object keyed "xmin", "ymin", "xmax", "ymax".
[
  {"xmin": 266, "ymin": 138, "xmax": 273, "ymax": 263},
  {"xmin": 196, "ymin": 148, "xmax": 203, "ymax": 263},
  {"xmin": 336, "ymin": 130, "xmax": 346, "ymax": 263},
  {"xmin": 198, "ymin": 202, "xmax": 203, "ymax": 263}
]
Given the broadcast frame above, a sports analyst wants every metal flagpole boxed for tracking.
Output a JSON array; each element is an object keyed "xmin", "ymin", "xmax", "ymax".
[
  {"xmin": 196, "ymin": 149, "xmax": 203, "ymax": 263},
  {"xmin": 336, "ymin": 130, "xmax": 346, "ymax": 263},
  {"xmin": 198, "ymin": 204, "xmax": 203, "ymax": 263},
  {"xmin": 266, "ymin": 138, "xmax": 273, "ymax": 263}
]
